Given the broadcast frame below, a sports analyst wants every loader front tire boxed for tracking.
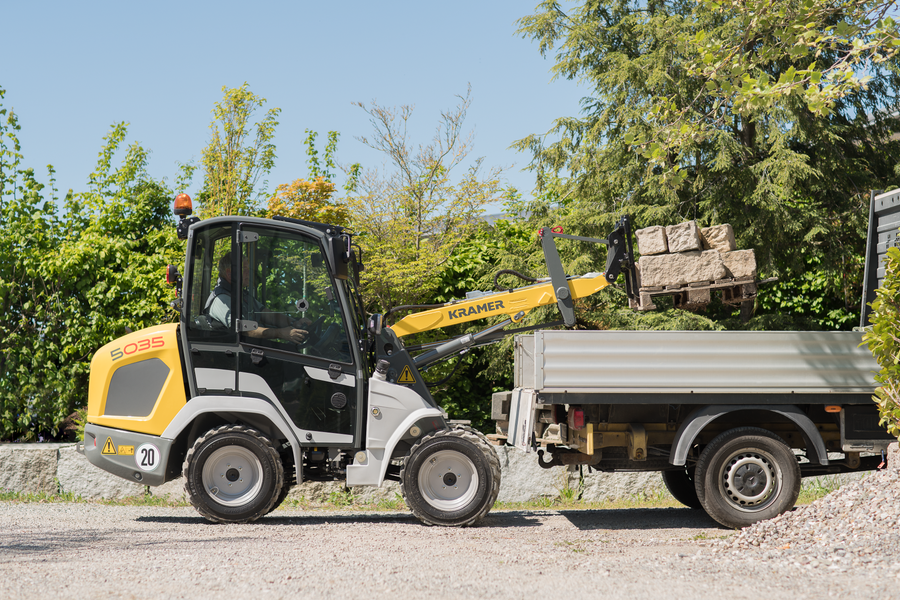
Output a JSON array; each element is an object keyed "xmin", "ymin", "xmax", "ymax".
[
  {"xmin": 183, "ymin": 425, "xmax": 284, "ymax": 523},
  {"xmin": 400, "ymin": 426, "xmax": 500, "ymax": 527}
]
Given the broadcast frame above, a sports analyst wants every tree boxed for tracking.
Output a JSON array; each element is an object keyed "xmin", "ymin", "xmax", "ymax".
[
  {"xmin": 346, "ymin": 87, "xmax": 511, "ymax": 312},
  {"xmin": 266, "ymin": 131, "xmax": 350, "ymax": 226},
  {"xmin": 198, "ymin": 83, "xmax": 280, "ymax": 217},
  {"xmin": 515, "ymin": 1, "xmax": 900, "ymax": 327},
  {"xmin": 0, "ymin": 91, "xmax": 182, "ymax": 440},
  {"xmin": 864, "ymin": 244, "xmax": 900, "ymax": 438}
]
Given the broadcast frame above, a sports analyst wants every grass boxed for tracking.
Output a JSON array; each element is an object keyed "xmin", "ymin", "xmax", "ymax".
[{"xmin": 0, "ymin": 487, "xmax": 190, "ymax": 507}]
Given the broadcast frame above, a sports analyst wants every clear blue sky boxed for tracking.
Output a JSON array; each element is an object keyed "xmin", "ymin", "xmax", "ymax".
[{"xmin": 3, "ymin": 1, "xmax": 584, "ymax": 212}]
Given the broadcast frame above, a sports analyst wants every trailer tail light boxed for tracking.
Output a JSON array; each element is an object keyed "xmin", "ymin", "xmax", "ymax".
[
  {"xmin": 567, "ymin": 407, "xmax": 585, "ymax": 430},
  {"xmin": 825, "ymin": 405, "xmax": 842, "ymax": 413}
]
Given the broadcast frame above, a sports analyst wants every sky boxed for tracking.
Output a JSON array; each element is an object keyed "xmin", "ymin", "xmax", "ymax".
[{"xmin": 3, "ymin": 1, "xmax": 586, "ymax": 213}]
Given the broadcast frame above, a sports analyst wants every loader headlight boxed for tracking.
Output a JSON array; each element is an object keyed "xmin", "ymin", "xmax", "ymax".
[
  {"xmin": 409, "ymin": 425, "xmax": 421, "ymax": 437},
  {"xmin": 355, "ymin": 451, "xmax": 367, "ymax": 465}
]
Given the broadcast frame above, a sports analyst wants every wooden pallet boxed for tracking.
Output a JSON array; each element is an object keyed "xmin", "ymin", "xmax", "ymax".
[{"xmin": 629, "ymin": 277, "xmax": 775, "ymax": 312}]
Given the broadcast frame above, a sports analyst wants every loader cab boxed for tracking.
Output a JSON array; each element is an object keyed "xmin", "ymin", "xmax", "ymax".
[{"xmin": 179, "ymin": 216, "xmax": 365, "ymax": 447}]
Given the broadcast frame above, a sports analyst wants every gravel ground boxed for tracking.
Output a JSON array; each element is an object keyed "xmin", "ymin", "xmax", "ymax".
[
  {"xmin": 709, "ymin": 469, "xmax": 900, "ymax": 575},
  {"xmin": 1, "ymin": 485, "xmax": 897, "ymax": 600}
]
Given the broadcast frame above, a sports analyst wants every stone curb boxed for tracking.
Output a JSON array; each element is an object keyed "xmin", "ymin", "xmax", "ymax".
[{"xmin": 1, "ymin": 441, "xmax": 896, "ymax": 503}]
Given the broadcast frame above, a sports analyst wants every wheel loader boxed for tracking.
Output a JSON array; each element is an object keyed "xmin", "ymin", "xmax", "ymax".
[{"xmin": 82, "ymin": 194, "xmax": 633, "ymax": 526}]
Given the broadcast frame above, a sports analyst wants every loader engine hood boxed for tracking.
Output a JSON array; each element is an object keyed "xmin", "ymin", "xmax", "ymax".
[{"xmin": 87, "ymin": 324, "xmax": 187, "ymax": 436}]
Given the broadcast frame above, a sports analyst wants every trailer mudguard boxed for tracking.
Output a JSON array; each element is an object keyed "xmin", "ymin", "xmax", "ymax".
[
  {"xmin": 670, "ymin": 404, "xmax": 828, "ymax": 466},
  {"xmin": 161, "ymin": 396, "xmax": 304, "ymax": 484}
]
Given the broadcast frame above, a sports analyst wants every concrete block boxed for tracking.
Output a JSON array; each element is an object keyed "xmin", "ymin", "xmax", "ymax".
[
  {"xmin": 635, "ymin": 226, "xmax": 668, "ymax": 256},
  {"xmin": 0, "ymin": 443, "xmax": 67, "ymax": 494},
  {"xmin": 638, "ymin": 250, "xmax": 727, "ymax": 288},
  {"xmin": 722, "ymin": 249, "xmax": 757, "ymax": 279},
  {"xmin": 666, "ymin": 221, "xmax": 702, "ymax": 253},
  {"xmin": 701, "ymin": 224, "xmax": 736, "ymax": 252},
  {"xmin": 57, "ymin": 446, "xmax": 145, "ymax": 499}
]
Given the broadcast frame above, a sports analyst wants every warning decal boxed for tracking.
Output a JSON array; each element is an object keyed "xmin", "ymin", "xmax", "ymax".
[
  {"xmin": 101, "ymin": 437, "xmax": 117, "ymax": 455},
  {"xmin": 398, "ymin": 365, "xmax": 416, "ymax": 384},
  {"xmin": 118, "ymin": 445, "xmax": 135, "ymax": 456}
]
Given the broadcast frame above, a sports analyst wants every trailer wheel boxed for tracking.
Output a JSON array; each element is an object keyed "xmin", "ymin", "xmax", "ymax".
[
  {"xmin": 400, "ymin": 426, "xmax": 500, "ymax": 527},
  {"xmin": 661, "ymin": 467, "xmax": 702, "ymax": 509},
  {"xmin": 695, "ymin": 427, "xmax": 800, "ymax": 529},
  {"xmin": 183, "ymin": 425, "xmax": 284, "ymax": 523}
]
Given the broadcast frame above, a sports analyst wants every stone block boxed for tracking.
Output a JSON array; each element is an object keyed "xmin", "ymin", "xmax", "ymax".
[
  {"xmin": 580, "ymin": 471, "xmax": 665, "ymax": 503},
  {"xmin": 635, "ymin": 226, "xmax": 668, "ymax": 256},
  {"xmin": 0, "ymin": 443, "xmax": 66, "ymax": 494},
  {"xmin": 665, "ymin": 221, "xmax": 702, "ymax": 253},
  {"xmin": 638, "ymin": 250, "xmax": 727, "ymax": 288},
  {"xmin": 151, "ymin": 477, "xmax": 188, "ymax": 502},
  {"xmin": 701, "ymin": 224, "xmax": 736, "ymax": 252},
  {"xmin": 57, "ymin": 446, "xmax": 145, "ymax": 499},
  {"xmin": 493, "ymin": 445, "xmax": 570, "ymax": 503},
  {"xmin": 722, "ymin": 249, "xmax": 757, "ymax": 279}
]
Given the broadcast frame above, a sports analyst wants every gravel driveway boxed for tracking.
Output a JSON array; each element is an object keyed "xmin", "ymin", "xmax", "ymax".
[{"xmin": 1, "ymin": 500, "xmax": 893, "ymax": 600}]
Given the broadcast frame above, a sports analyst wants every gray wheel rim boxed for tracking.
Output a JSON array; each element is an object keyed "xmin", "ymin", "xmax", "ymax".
[
  {"xmin": 718, "ymin": 450, "xmax": 779, "ymax": 512},
  {"xmin": 418, "ymin": 449, "xmax": 479, "ymax": 511},
  {"xmin": 201, "ymin": 446, "xmax": 263, "ymax": 507}
]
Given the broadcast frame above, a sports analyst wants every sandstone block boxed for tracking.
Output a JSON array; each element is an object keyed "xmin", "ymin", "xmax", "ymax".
[
  {"xmin": 722, "ymin": 249, "xmax": 757, "ymax": 279},
  {"xmin": 638, "ymin": 250, "xmax": 727, "ymax": 287},
  {"xmin": 666, "ymin": 221, "xmax": 702, "ymax": 253},
  {"xmin": 635, "ymin": 225, "xmax": 668, "ymax": 256},
  {"xmin": 701, "ymin": 224, "xmax": 736, "ymax": 252}
]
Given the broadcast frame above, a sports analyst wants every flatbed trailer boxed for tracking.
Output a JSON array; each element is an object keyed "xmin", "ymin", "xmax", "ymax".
[{"xmin": 493, "ymin": 190, "xmax": 900, "ymax": 528}]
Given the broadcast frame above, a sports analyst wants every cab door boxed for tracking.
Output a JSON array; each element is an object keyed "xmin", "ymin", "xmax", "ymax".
[{"xmin": 234, "ymin": 223, "xmax": 359, "ymax": 446}]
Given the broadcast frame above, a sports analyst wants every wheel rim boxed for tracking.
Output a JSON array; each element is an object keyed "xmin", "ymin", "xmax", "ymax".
[
  {"xmin": 417, "ymin": 449, "xmax": 479, "ymax": 511},
  {"xmin": 201, "ymin": 446, "xmax": 263, "ymax": 507},
  {"xmin": 718, "ymin": 450, "xmax": 779, "ymax": 512}
]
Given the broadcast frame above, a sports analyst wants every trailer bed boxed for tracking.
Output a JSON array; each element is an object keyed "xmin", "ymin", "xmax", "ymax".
[{"xmin": 514, "ymin": 330, "xmax": 878, "ymax": 404}]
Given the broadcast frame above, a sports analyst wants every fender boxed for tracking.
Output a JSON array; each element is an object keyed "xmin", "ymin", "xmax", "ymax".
[
  {"xmin": 670, "ymin": 404, "xmax": 828, "ymax": 466},
  {"xmin": 346, "ymin": 378, "xmax": 446, "ymax": 487},
  {"xmin": 161, "ymin": 396, "xmax": 304, "ymax": 484}
]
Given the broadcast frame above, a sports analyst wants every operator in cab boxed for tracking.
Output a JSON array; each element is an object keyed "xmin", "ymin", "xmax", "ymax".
[{"xmin": 206, "ymin": 252, "xmax": 310, "ymax": 342}]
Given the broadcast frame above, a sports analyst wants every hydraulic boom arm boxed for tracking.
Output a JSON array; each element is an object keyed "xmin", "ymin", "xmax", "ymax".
[{"xmin": 389, "ymin": 215, "xmax": 634, "ymax": 337}]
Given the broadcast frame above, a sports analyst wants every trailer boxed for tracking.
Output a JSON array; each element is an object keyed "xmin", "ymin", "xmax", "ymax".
[{"xmin": 492, "ymin": 189, "xmax": 900, "ymax": 528}]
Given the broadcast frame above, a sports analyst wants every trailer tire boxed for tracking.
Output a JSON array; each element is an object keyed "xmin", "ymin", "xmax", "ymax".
[
  {"xmin": 400, "ymin": 426, "xmax": 500, "ymax": 527},
  {"xmin": 183, "ymin": 425, "xmax": 284, "ymax": 524},
  {"xmin": 661, "ymin": 467, "xmax": 702, "ymax": 510},
  {"xmin": 695, "ymin": 427, "xmax": 800, "ymax": 529}
]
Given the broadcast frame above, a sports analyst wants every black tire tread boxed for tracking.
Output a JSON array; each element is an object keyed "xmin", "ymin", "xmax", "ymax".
[
  {"xmin": 399, "ymin": 425, "xmax": 501, "ymax": 527},
  {"xmin": 661, "ymin": 467, "xmax": 702, "ymax": 510},
  {"xmin": 695, "ymin": 426, "xmax": 800, "ymax": 529},
  {"xmin": 182, "ymin": 424, "xmax": 284, "ymax": 524}
]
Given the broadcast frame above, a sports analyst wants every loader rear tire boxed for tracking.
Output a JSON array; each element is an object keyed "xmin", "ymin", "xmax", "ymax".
[
  {"xmin": 400, "ymin": 426, "xmax": 500, "ymax": 527},
  {"xmin": 183, "ymin": 425, "xmax": 283, "ymax": 524}
]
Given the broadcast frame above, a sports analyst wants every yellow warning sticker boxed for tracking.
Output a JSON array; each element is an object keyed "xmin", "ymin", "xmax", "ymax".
[
  {"xmin": 118, "ymin": 445, "xmax": 134, "ymax": 456},
  {"xmin": 101, "ymin": 437, "xmax": 117, "ymax": 455},
  {"xmin": 398, "ymin": 365, "xmax": 416, "ymax": 384}
]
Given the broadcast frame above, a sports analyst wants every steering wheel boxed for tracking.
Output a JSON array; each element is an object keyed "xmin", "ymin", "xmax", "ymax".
[{"xmin": 297, "ymin": 315, "xmax": 326, "ymax": 349}]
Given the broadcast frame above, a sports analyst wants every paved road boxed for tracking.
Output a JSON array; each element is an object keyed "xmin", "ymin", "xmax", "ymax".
[{"xmin": 0, "ymin": 502, "xmax": 890, "ymax": 599}]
